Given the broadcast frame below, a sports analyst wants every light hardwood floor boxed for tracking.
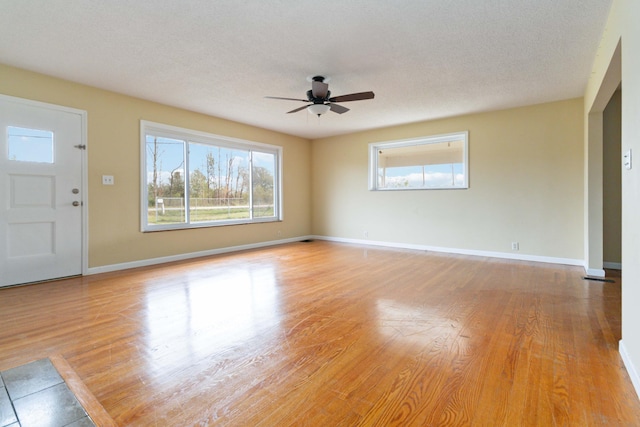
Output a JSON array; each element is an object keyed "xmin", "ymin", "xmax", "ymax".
[{"xmin": 1, "ymin": 241, "xmax": 639, "ymax": 426}]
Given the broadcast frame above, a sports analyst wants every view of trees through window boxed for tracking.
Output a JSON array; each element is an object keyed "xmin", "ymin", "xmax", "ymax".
[{"xmin": 144, "ymin": 129, "xmax": 278, "ymax": 229}]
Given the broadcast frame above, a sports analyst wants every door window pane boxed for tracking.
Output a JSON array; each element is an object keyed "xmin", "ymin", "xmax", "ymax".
[{"xmin": 7, "ymin": 126, "xmax": 54, "ymax": 163}]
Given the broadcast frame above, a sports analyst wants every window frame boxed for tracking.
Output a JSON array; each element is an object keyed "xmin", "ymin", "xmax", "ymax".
[
  {"xmin": 140, "ymin": 120, "xmax": 282, "ymax": 232},
  {"xmin": 368, "ymin": 131, "xmax": 469, "ymax": 191}
]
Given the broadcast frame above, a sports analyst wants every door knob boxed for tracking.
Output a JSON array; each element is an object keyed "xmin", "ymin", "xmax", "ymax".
[
  {"xmin": 72, "ymin": 188, "xmax": 79, "ymax": 194},
  {"xmin": 72, "ymin": 201, "xmax": 80, "ymax": 207}
]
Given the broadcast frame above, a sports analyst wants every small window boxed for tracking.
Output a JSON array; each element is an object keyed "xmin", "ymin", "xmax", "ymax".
[
  {"xmin": 7, "ymin": 126, "xmax": 54, "ymax": 163},
  {"xmin": 141, "ymin": 121, "xmax": 282, "ymax": 231},
  {"xmin": 369, "ymin": 131, "xmax": 468, "ymax": 190}
]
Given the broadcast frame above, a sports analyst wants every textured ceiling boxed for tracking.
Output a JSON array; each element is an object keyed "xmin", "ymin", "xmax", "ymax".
[{"xmin": 0, "ymin": 1, "xmax": 612, "ymax": 139}]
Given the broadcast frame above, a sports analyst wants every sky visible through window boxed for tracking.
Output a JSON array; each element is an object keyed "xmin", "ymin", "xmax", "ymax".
[
  {"xmin": 145, "ymin": 136, "xmax": 275, "ymax": 184},
  {"xmin": 380, "ymin": 163, "xmax": 464, "ymax": 188}
]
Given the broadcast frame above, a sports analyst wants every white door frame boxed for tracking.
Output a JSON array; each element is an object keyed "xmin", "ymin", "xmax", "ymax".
[{"xmin": 0, "ymin": 94, "xmax": 89, "ymax": 277}]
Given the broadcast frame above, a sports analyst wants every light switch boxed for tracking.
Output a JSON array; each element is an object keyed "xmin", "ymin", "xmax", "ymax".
[
  {"xmin": 102, "ymin": 175, "xmax": 114, "ymax": 185},
  {"xmin": 624, "ymin": 149, "xmax": 632, "ymax": 170}
]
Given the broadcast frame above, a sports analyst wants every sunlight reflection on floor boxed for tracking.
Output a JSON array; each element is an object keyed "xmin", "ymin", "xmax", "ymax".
[{"xmin": 144, "ymin": 265, "xmax": 281, "ymax": 372}]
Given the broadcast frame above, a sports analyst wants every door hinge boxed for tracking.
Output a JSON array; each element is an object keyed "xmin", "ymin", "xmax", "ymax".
[{"xmin": 74, "ymin": 144, "xmax": 86, "ymax": 150}]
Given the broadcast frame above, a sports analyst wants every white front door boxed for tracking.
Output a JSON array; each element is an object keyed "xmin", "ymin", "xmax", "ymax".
[{"xmin": 0, "ymin": 96, "xmax": 85, "ymax": 287}]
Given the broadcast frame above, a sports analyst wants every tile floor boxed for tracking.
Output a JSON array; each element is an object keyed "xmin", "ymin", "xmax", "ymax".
[{"xmin": 0, "ymin": 358, "xmax": 95, "ymax": 427}]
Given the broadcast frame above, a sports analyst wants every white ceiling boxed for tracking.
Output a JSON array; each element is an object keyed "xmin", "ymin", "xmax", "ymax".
[{"xmin": 0, "ymin": 1, "xmax": 612, "ymax": 140}]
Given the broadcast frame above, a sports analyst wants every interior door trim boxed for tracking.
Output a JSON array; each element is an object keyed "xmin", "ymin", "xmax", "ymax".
[{"xmin": 0, "ymin": 93, "xmax": 89, "ymax": 277}]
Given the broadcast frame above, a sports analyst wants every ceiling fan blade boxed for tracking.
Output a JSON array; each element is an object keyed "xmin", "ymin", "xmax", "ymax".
[
  {"xmin": 329, "ymin": 103, "xmax": 350, "ymax": 114},
  {"xmin": 312, "ymin": 80, "xmax": 329, "ymax": 99},
  {"xmin": 328, "ymin": 91, "xmax": 375, "ymax": 103},
  {"xmin": 265, "ymin": 96, "xmax": 308, "ymax": 102},
  {"xmin": 287, "ymin": 105, "xmax": 311, "ymax": 114}
]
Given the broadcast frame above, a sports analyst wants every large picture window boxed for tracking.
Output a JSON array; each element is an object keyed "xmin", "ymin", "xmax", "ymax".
[
  {"xmin": 141, "ymin": 121, "xmax": 282, "ymax": 231},
  {"xmin": 369, "ymin": 131, "xmax": 469, "ymax": 190}
]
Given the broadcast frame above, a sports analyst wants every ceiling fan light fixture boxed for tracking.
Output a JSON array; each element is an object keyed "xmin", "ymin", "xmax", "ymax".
[{"xmin": 307, "ymin": 103, "xmax": 331, "ymax": 116}]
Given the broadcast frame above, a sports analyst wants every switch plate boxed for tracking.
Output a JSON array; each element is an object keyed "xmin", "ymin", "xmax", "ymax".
[
  {"xmin": 102, "ymin": 175, "xmax": 114, "ymax": 185},
  {"xmin": 624, "ymin": 149, "xmax": 632, "ymax": 170}
]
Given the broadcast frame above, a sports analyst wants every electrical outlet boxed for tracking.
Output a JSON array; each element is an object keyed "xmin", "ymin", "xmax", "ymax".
[
  {"xmin": 277, "ymin": 230, "xmax": 282, "ymax": 237},
  {"xmin": 511, "ymin": 242, "xmax": 519, "ymax": 251},
  {"xmin": 364, "ymin": 231, "xmax": 369, "ymax": 238},
  {"xmin": 102, "ymin": 175, "xmax": 114, "ymax": 185}
]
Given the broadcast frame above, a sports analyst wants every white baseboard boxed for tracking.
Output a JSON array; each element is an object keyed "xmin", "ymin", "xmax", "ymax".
[
  {"xmin": 620, "ymin": 340, "xmax": 640, "ymax": 400},
  {"xmin": 585, "ymin": 268, "xmax": 606, "ymax": 277},
  {"xmin": 88, "ymin": 235, "xmax": 585, "ymax": 275},
  {"xmin": 87, "ymin": 236, "xmax": 312, "ymax": 275},
  {"xmin": 310, "ymin": 235, "xmax": 584, "ymax": 267},
  {"xmin": 603, "ymin": 262, "xmax": 622, "ymax": 270}
]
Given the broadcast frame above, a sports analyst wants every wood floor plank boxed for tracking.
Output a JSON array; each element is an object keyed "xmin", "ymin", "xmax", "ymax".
[
  {"xmin": 49, "ymin": 354, "xmax": 118, "ymax": 427},
  {"xmin": 0, "ymin": 241, "xmax": 639, "ymax": 426}
]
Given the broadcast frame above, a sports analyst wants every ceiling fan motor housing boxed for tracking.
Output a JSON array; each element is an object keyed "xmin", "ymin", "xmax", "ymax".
[{"xmin": 307, "ymin": 89, "xmax": 330, "ymax": 103}]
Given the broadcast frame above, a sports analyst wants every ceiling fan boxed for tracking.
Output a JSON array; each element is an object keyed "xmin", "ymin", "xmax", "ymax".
[{"xmin": 265, "ymin": 76, "xmax": 375, "ymax": 116}]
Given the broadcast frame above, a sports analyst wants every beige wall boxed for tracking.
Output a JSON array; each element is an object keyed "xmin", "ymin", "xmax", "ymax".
[
  {"xmin": 0, "ymin": 64, "xmax": 312, "ymax": 268},
  {"xmin": 311, "ymin": 99, "xmax": 584, "ymax": 260},
  {"xmin": 603, "ymin": 89, "xmax": 622, "ymax": 265},
  {"xmin": 585, "ymin": 0, "xmax": 640, "ymax": 395},
  {"xmin": 620, "ymin": 0, "xmax": 640, "ymax": 390}
]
